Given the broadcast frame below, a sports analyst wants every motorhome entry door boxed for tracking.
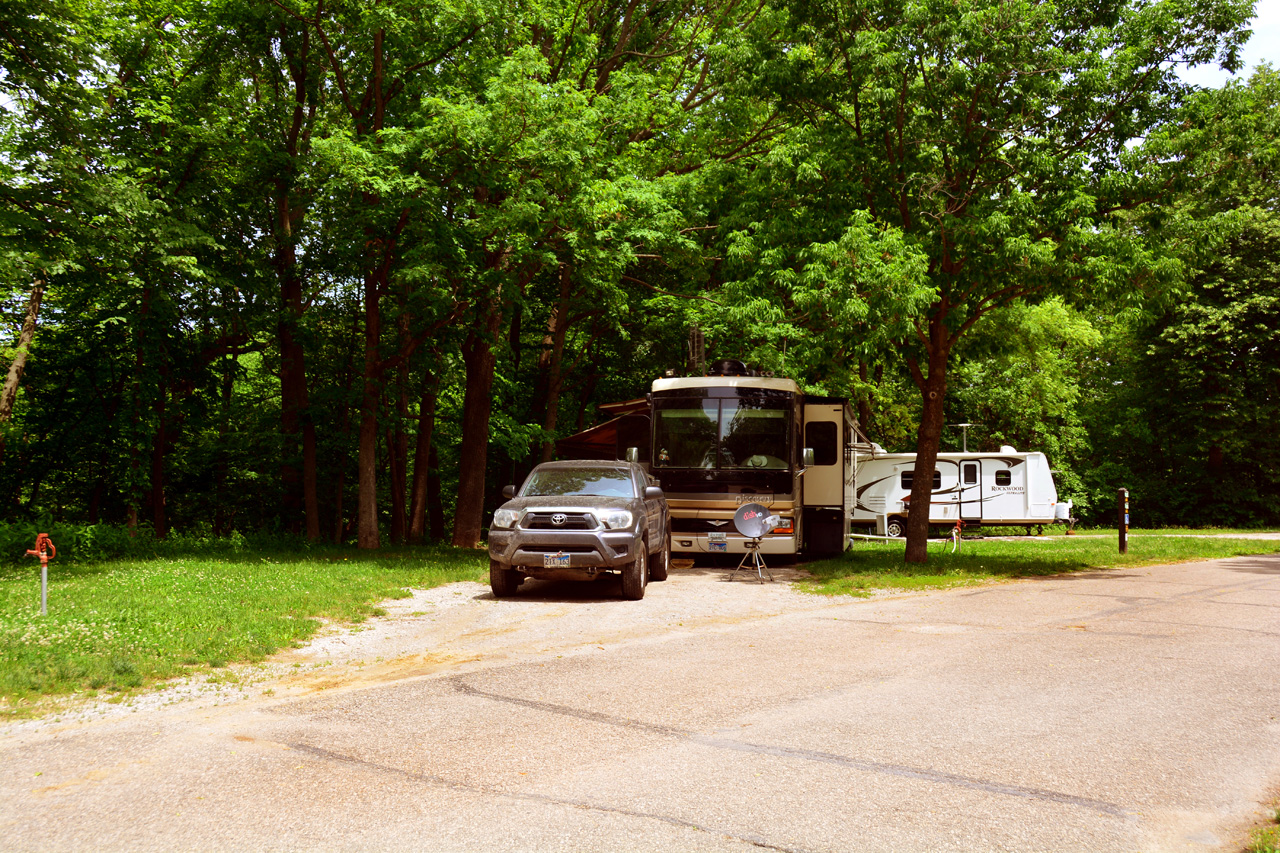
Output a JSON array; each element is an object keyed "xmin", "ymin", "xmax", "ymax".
[{"xmin": 959, "ymin": 460, "xmax": 982, "ymax": 521}]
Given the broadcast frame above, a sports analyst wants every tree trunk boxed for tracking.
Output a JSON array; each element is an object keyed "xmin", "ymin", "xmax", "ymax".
[
  {"xmin": 0, "ymin": 275, "xmax": 45, "ymax": 460},
  {"xmin": 357, "ymin": 269, "xmax": 384, "ymax": 550},
  {"xmin": 535, "ymin": 265, "xmax": 572, "ymax": 462},
  {"xmin": 332, "ymin": 310, "xmax": 360, "ymax": 544},
  {"xmin": 215, "ymin": 354, "xmax": 235, "ymax": 536},
  {"xmin": 302, "ymin": 418, "xmax": 319, "ymax": 541},
  {"xmin": 388, "ymin": 315, "xmax": 411, "ymax": 544},
  {"xmin": 427, "ymin": 444, "xmax": 445, "ymax": 541},
  {"xmin": 279, "ymin": 312, "xmax": 306, "ymax": 533},
  {"xmin": 127, "ymin": 286, "xmax": 154, "ymax": 537},
  {"xmin": 276, "ymin": 187, "xmax": 321, "ymax": 541},
  {"xmin": 904, "ymin": 314, "xmax": 950, "ymax": 564},
  {"xmin": 332, "ymin": 468, "xmax": 346, "ymax": 544},
  {"xmin": 408, "ymin": 369, "xmax": 438, "ymax": 544},
  {"xmin": 150, "ymin": 371, "xmax": 168, "ymax": 539},
  {"xmin": 452, "ymin": 299, "xmax": 504, "ymax": 548}
]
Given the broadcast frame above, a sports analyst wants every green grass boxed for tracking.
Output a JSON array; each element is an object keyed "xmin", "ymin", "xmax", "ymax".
[
  {"xmin": 1247, "ymin": 809, "xmax": 1280, "ymax": 853},
  {"xmin": 799, "ymin": 532, "xmax": 1280, "ymax": 597},
  {"xmin": 0, "ymin": 544, "xmax": 486, "ymax": 714},
  {"xmin": 1048, "ymin": 526, "xmax": 1280, "ymax": 537}
]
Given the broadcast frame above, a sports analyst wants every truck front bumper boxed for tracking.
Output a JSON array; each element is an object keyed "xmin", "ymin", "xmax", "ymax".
[{"xmin": 488, "ymin": 528, "xmax": 639, "ymax": 578}]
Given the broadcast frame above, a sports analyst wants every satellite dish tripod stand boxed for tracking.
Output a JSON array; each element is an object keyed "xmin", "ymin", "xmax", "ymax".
[
  {"xmin": 729, "ymin": 536, "xmax": 774, "ymax": 583},
  {"xmin": 728, "ymin": 502, "xmax": 779, "ymax": 583}
]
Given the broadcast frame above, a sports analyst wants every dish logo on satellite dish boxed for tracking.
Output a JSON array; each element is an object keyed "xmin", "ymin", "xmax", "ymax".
[{"xmin": 734, "ymin": 502, "xmax": 782, "ymax": 539}]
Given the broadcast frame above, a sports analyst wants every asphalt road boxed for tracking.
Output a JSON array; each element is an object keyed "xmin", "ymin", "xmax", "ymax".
[{"xmin": 2, "ymin": 554, "xmax": 1279, "ymax": 852}]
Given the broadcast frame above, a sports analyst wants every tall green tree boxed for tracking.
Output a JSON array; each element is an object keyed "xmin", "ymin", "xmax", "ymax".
[
  {"xmin": 749, "ymin": 0, "xmax": 1252, "ymax": 560},
  {"xmin": 1079, "ymin": 66, "xmax": 1280, "ymax": 526}
]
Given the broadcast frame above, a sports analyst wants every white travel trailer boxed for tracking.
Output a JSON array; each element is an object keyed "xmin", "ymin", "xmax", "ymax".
[{"xmin": 852, "ymin": 445, "xmax": 1073, "ymax": 536}]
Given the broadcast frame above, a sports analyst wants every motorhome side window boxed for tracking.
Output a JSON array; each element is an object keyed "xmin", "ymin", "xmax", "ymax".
[
  {"xmin": 901, "ymin": 470, "xmax": 941, "ymax": 489},
  {"xmin": 995, "ymin": 470, "xmax": 1011, "ymax": 486},
  {"xmin": 805, "ymin": 421, "xmax": 838, "ymax": 466}
]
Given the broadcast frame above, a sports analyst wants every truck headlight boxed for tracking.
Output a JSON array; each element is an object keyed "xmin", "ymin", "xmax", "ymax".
[
  {"xmin": 492, "ymin": 508, "xmax": 520, "ymax": 529},
  {"xmin": 599, "ymin": 510, "xmax": 633, "ymax": 530}
]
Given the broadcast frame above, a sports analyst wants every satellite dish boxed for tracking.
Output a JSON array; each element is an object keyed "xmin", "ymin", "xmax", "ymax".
[
  {"xmin": 730, "ymin": 502, "xmax": 778, "ymax": 584},
  {"xmin": 734, "ymin": 502, "xmax": 780, "ymax": 539}
]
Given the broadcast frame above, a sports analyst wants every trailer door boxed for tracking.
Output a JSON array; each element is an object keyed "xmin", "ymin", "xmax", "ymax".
[{"xmin": 959, "ymin": 460, "xmax": 983, "ymax": 522}]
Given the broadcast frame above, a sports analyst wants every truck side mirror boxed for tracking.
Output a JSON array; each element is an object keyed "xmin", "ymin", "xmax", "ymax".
[
  {"xmin": 644, "ymin": 485, "xmax": 664, "ymax": 500},
  {"xmin": 802, "ymin": 447, "xmax": 816, "ymax": 467},
  {"xmin": 625, "ymin": 446, "xmax": 639, "ymax": 463},
  {"xmin": 502, "ymin": 485, "xmax": 515, "ymax": 499}
]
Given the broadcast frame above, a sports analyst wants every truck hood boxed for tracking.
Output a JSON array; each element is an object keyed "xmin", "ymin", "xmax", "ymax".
[{"xmin": 500, "ymin": 494, "xmax": 641, "ymax": 514}]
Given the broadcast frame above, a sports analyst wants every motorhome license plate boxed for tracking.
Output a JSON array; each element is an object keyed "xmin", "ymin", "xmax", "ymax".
[
  {"xmin": 709, "ymin": 541, "xmax": 727, "ymax": 552},
  {"xmin": 544, "ymin": 552, "xmax": 570, "ymax": 568}
]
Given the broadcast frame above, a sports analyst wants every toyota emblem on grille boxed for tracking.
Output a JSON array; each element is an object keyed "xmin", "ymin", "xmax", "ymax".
[{"xmin": 551, "ymin": 513, "xmax": 568, "ymax": 526}]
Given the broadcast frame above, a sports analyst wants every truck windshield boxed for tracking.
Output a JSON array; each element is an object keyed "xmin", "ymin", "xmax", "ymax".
[
  {"xmin": 521, "ymin": 468, "xmax": 636, "ymax": 498},
  {"xmin": 654, "ymin": 401, "xmax": 789, "ymax": 469}
]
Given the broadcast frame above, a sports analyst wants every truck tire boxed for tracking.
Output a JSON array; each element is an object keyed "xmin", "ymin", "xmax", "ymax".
[
  {"xmin": 490, "ymin": 559, "xmax": 520, "ymax": 598},
  {"xmin": 622, "ymin": 544, "xmax": 647, "ymax": 600},
  {"xmin": 649, "ymin": 529, "xmax": 670, "ymax": 582},
  {"xmin": 885, "ymin": 517, "xmax": 906, "ymax": 538}
]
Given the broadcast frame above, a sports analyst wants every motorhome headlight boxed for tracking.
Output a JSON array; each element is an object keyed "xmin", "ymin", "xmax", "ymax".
[
  {"xmin": 773, "ymin": 517, "xmax": 794, "ymax": 533},
  {"xmin": 492, "ymin": 508, "xmax": 521, "ymax": 529},
  {"xmin": 599, "ymin": 509, "xmax": 634, "ymax": 530}
]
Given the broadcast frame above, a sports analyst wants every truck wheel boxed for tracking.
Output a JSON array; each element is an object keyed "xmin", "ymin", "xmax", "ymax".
[
  {"xmin": 649, "ymin": 530, "xmax": 670, "ymax": 582},
  {"xmin": 885, "ymin": 517, "xmax": 905, "ymax": 538},
  {"xmin": 622, "ymin": 544, "xmax": 647, "ymax": 600},
  {"xmin": 490, "ymin": 559, "xmax": 520, "ymax": 598}
]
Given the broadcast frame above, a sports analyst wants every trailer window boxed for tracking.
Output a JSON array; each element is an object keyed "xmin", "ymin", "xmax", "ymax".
[
  {"xmin": 901, "ymin": 470, "xmax": 941, "ymax": 490},
  {"xmin": 963, "ymin": 464, "xmax": 978, "ymax": 485},
  {"xmin": 805, "ymin": 421, "xmax": 838, "ymax": 466},
  {"xmin": 995, "ymin": 470, "xmax": 1011, "ymax": 486}
]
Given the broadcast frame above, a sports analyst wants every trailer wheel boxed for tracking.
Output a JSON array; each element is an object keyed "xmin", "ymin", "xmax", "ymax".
[{"xmin": 885, "ymin": 517, "xmax": 905, "ymax": 538}]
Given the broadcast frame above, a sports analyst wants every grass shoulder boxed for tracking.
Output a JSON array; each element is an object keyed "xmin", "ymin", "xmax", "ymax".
[
  {"xmin": 798, "ymin": 532, "xmax": 1280, "ymax": 597},
  {"xmin": 1246, "ymin": 806, "xmax": 1280, "ymax": 853},
  {"xmin": 0, "ymin": 542, "xmax": 487, "ymax": 717}
]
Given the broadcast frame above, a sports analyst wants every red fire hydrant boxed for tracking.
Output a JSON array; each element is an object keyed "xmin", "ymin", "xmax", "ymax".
[{"xmin": 26, "ymin": 533, "xmax": 55, "ymax": 616}]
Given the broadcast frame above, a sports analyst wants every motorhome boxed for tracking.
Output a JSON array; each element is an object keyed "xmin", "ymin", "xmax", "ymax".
[
  {"xmin": 557, "ymin": 360, "xmax": 871, "ymax": 557},
  {"xmin": 851, "ymin": 446, "xmax": 1073, "ymax": 536}
]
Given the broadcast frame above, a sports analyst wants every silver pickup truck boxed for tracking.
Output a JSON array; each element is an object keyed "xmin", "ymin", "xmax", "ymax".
[{"xmin": 487, "ymin": 460, "xmax": 670, "ymax": 600}]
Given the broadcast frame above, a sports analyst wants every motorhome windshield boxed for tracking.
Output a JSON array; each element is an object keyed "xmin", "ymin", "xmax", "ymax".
[{"xmin": 654, "ymin": 399, "xmax": 789, "ymax": 469}]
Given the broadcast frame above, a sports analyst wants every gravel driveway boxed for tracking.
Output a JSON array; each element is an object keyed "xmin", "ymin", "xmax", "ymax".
[{"xmin": 2, "ymin": 555, "xmax": 1279, "ymax": 852}]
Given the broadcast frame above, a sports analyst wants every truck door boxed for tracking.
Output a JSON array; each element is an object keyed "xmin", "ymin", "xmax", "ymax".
[{"xmin": 959, "ymin": 460, "xmax": 982, "ymax": 521}]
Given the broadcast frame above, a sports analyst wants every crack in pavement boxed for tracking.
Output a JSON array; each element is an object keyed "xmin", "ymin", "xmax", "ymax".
[
  {"xmin": 450, "ymin": 678, "xmax": 1130, "ymax": 818},
  {"xmin": 285, "ymin": 741, "xmax": 814, "ymax": 853}
]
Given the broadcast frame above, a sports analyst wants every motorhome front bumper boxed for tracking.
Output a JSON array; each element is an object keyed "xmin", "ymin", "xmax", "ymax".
[{"xmin": 670, "ymin": 533, "xmax": 797, "ymax": 555}]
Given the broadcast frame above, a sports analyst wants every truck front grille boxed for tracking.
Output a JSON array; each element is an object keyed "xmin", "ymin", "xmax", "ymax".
[{"xmin": 523, "ymin": 512, "xmax": 595, "ymax": 530}]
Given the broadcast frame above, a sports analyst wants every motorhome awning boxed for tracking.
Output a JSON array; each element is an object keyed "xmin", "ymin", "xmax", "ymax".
[
  {"xmin": 555, "ymin": 412, "xmax": 651, "ymax": 462},
  {"xmin": 599, "ymin": 398, "xmax": 648, "ymax": 417}
]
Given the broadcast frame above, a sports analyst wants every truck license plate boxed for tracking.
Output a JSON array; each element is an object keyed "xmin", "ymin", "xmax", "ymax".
[{"xmin": 544, "ymin": 552, "xmax": 570, "ymax": 568}]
